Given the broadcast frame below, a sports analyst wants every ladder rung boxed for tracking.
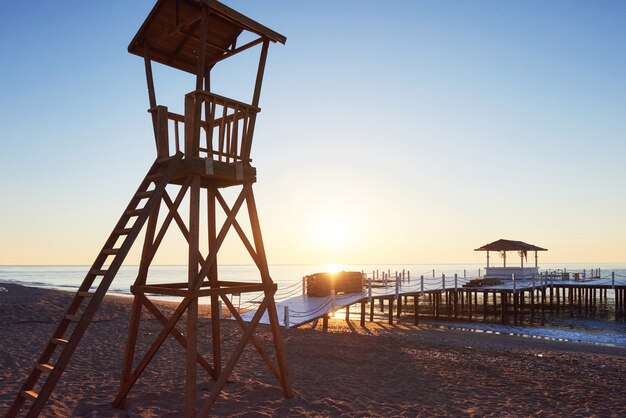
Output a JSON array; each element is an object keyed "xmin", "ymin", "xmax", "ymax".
[
  {"xmin": 65, "ymin": 314, "xmax": 81, "ymax": 322},
  {"xmin": 124, "ymin": 209, "xmax": 143, "ymax": 217},
  {"xmin": 36, "ymin": 363, "xmax": 54, "ymax": 373},
  {"xmin": 90, "ymin": 269, "xmax": 108, "ymax": 276},
  {"xmin": 115, "ymin": 228, "xmax": 133, "ymax": 235},
  {"xmin": 136, "ymin": 191, "xmax": 153, "ymax": 199},
  {"xmin": 51, "ymin": 338, "xmax": 68, "ymax": 346},
  {"xmin": 21, "ymin": 390, "xmax": 38, "ymax": 401},
  {"xmin": 77, "ymin": 291, "xmax": 95, "ymax": 298},
  {"xmin": 102, "ymin": 248, "xmax": 119, "ymax": 255}
]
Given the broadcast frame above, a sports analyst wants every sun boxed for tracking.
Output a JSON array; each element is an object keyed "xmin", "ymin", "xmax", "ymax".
[{"xmin": 325, "ymin": 263, "xmax": 342, "ymax": 274}]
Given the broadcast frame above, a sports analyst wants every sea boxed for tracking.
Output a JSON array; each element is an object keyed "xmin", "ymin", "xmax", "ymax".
[{"xmin": 1, "ymin": 263, "xmax": 625, "ymax": 347}]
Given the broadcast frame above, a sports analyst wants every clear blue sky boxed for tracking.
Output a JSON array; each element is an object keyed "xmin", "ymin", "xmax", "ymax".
[{"xmin": 2, "ymin": 1, "xmax": 626, "ymax": 265}]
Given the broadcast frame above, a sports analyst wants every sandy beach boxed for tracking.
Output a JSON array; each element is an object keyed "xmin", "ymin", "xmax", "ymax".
[{"xmin": 1, "ymin": 282, "xmax": 625, "ymax": 417}]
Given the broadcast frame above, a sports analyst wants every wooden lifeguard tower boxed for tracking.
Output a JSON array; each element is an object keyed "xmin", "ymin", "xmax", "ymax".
[{"xmin": 8, "ymin": 0, "xmax": 292, "ymax": 416}]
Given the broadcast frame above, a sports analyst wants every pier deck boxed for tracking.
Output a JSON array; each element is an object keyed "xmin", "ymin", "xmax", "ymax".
[{"xmin": 238, "ymin": 274, "xmax": 626, "ymax": 328}]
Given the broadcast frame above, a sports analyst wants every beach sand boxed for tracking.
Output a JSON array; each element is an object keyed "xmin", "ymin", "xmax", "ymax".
[{"xmin": 1, "ymin": 282, "xmax": 625, "ymax": 417}]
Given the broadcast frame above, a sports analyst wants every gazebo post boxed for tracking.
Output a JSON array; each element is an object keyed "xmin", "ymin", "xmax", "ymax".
[
  {"xmin": 520, "ymin": 251, "xmax": 524, "ymax": 268},
  {"xmin": 503, "ymin": 251, "xmax": 506, "ymax": 267},
  {"xmin": 486, "ymin": 251, "xmax": 490, "ymax": 268},
  {"xmin": 535, "ymin": 250, "xmax": 538, "ymax": 268}
]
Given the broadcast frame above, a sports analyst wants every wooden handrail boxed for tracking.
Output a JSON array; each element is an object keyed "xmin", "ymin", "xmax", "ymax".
[
  {"xmin": 150, "ymin": 91, "xmax": 257, "ymax": 162},
  {"xmin": 148, "ymin": 108, "xmax": 250, "ymax": 131},
  {"xmin": 191, "ymin": 90, "xmax": 260, "ymax": 113}
]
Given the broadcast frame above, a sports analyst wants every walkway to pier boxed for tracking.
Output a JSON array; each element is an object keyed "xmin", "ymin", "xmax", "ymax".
[{"xmin": 238, "ymin": 270, "xmax": 626, "ymax": 328}]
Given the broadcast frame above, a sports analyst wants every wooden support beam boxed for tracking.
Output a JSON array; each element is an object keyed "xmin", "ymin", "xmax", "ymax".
[
  {"xmin": 119, "ymin": 197, "xmax": 162, "ymax": 402},
  {"xmin": 207, "ymin": 184, "xmax": 221, "ymax": 378},
  {"xmin": 113, "ymin": 297, "xmax": 192, "ymax": 407},
  {"xmin": 360, "ymin": 301, "xmax": 366, "ymax": 327},
  {"xmin": 220, "ymin": 294, "xmax": 279, "ymax": 381},
  {"xmin": 144, "ymin": 52, "xmax": 158, "ymax": 141},
  {"xmin": 156, "ymin": 105, "xmax": 170, "ymax": 158},
  {"xmin": 207, "ymin": 37, "xmax": 264, "ymax": 66},
  {"xmin": 198, "ymin": 297, "xmax": 272, "ymax": 415},
  {"xmin": 185, "ymin": 175, "xmax": 201, "ymax": 417},
  {"xmin": 141, "ymin": 295, "xmax": 216, "ymax": 378},
  {"xmin": 191, "ymin": 186, "xmax": 248, "ymax": 289},
  {"xmin": 241, "ymin": 39, "xmax": 269, "ymax": 161},
  {"xmin": 244, "ymin": 186, "xmax": 293, "ymax": 398}
]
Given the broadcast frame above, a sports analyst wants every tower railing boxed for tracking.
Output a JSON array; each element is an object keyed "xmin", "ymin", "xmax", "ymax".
[{"xmin": 152, "ymin": 91, "xmax": 259, "ymax": 164}]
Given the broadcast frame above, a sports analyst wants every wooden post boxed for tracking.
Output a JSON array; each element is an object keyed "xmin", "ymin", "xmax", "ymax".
[
  {"xmin": 119, "ymin": 195, "xmax": 163, "ymax": 407},
  {"xmin": 413, "ymin": 295, "xmax": 419, "ymax": 325},
  {"xmin": 395, "ymin": 273, "xmax": 400, "ymax": 300},
  {"xmin": 549, "ymin": 279, "xmax": 554, "ymax": 307},
  {"xmin": 453, "ymin": 274, "xmax": 458, "ymax": 318},
  {"xmin": 144, "ymin": 51, "xmax": 158, "ymax": 140},
  {"xmin": 284, "ymin": 306, "xmax": 290, "ymax": 329},
  {"xmin": 156, "ymin": 105, "xmax": 169, "ymax": 158},
  {"xmin": 512, "ymin": 274, "xmax": 517, "ymax": 323},
  {"xmin": 184, "ymin": 93, "xmax": 196, "ymax": 157},
  {"xmin": 185, "ymin": 175, "xmax": 201, "ymax": 417},
  {"xmin": 245, "ymin": 187, "xmax": 292, "ymax": 398},
  {"xmin": 207, "ymin": 185, "xmax": 221, "ymax": 378},
  {"xmin": 241, "ymin": 39, "xmax": 269, "ymax": 161},
  {"xmin": 360, "ymin": 301, "xmax": 366, "ymax": 327},
  {"xmin": 388, "ymin": 298, "xmax": 394, "ymax": 325},
  {"xmin": 483, "ymin": 291, "xmax": 487, "ymax": 320}
]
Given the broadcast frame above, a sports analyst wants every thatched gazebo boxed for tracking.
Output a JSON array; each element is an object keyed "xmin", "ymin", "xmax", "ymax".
[{"xmin": 475, "ymin": 239, "xmax": 547, "ymax": 280}]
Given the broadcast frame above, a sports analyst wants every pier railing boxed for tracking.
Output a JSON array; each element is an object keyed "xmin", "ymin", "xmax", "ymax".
[{"xmin": 231, "ymin": 267, "xmax": 622, "ymax": 328}]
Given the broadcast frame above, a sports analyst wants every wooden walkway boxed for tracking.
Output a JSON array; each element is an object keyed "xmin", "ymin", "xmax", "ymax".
[{"xmin": 238, "ymin": 272, "xmax": 626, "ymax": 328}]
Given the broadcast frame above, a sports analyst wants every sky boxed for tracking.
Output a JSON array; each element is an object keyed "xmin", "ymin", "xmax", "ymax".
[{"xmin": 1, "ymin": 0, "xmax": 626, "ymax": 266}]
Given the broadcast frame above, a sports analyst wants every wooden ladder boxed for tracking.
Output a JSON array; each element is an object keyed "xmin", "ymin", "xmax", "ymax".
[{"xmin": 6, "ymin": 152, "xmax": 183, "ymax": 418}]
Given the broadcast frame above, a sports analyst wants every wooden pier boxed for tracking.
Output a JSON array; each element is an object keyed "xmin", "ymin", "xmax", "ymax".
[{"xmin": 239, "ymin": 270, "xmax": 626, "ymax": 329}]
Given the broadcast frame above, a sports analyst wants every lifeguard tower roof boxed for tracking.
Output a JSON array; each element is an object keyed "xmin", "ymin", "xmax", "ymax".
[
  {"xmin": 475, "ymin": 239, "xmax": 547, "ymax": 252},
  {"xmin": 128, "ymin": 0, "xmax": 286, "ymax": 74}
]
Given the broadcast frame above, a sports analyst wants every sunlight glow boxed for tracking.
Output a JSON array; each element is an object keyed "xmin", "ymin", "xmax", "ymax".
[{"xmin": 325, "ymin": 263, "xmax": 342, "ymax": 274}]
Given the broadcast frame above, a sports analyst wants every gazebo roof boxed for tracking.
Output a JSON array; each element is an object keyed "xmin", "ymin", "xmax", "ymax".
[
  {"xmin": 474, "ymin": 239, "xmax": 547, "ymax": 252},
  {"xmin": 128, "ymin": 0, "xmax": 286, "ymax": 75}
]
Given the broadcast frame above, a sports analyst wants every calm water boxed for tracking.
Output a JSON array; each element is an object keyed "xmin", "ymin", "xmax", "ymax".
[{"xmin": 2, "ymin": 263, "xmax": 625, "ymax": 346}]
